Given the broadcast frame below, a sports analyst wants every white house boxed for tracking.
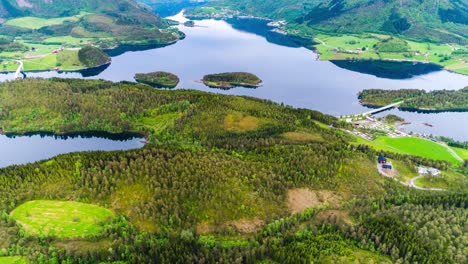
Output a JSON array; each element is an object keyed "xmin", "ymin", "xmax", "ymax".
[{"xmin": 418, "ymin": 166, "xmax": 441, "ymax": 176}]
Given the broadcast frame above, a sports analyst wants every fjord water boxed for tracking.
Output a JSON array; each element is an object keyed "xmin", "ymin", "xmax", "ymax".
[
  {"xmin": 1, "ymin": 11, "xmax": 467, "ymax": 140},
  {"xmin": 0, "ymin": 134, "xmax": 144, "ymax": 168}
]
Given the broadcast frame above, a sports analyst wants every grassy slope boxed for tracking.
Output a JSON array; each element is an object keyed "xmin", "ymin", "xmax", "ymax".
[
  {"xmin": 10, "ymin": 200, "xmax": 114, "ymax": 238},
  {"xmin": 354, "ymin": 136, "xmax": 461, "ymax": 166},
  {"xmin": 4, "ymin": 12, "xmax": 87, "ymax": 29},
  {"xmin": 453, "ymin": 147, "xmax": 468, "ymax": 160}
]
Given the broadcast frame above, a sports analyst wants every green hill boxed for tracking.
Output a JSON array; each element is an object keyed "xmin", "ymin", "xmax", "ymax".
[
  {"xmin": 0, "ymin": 0, "xmax": 183, "ymax": 71},
  {"xmin": 0, "ymin": 78, "xmax": 464, "ymax": 263}
]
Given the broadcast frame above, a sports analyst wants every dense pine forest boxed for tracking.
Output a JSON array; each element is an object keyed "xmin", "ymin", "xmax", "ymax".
[
  {"xmin": 358, "ymin": 87, "xmax": 468, "ymax": 111},
  {"xmin": 0, "ymin": 78, "xmax": 466, "ymax": 263}
]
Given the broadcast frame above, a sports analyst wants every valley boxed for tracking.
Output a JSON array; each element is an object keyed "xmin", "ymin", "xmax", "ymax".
[{"xmin": 0, "ymin": 1, "xmax": 466, "ymax": 263}]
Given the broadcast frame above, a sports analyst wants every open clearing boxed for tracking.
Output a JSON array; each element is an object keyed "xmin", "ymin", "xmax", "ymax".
[
  {"xmin": 287, "ymin": 188, "xmax": 342, "ymax": 214},
  {"xmin": 10, "ymin": 200, "xmax": 114, "ymax": 238},
  {"xmin": 0, "ymin": 256, "xmax": 28, "ymax": 264},
  {"xmin": 354, "ymin": 136, "xmax": 462, "ymax": 166},
  {"xmin": 5, "ymin": 13, "xmax": 88, "ymax": 29}
]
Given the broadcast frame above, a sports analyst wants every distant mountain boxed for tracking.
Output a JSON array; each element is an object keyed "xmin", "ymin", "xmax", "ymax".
[
  {"xmin": 0, "ymin": 0, "xmax": 166, "ymax": 26},
  {"xmin": 201, "ymin": 0, "xmax": 467, "ymax": 44},
  {"xmin": 298, "ymin": 0, "xmax": 467, "ymax": 44}
]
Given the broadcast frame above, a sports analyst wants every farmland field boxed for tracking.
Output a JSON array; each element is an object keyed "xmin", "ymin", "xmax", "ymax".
[
  {"xmin": 373, "ymin": 136, "xmax": 461, "ymax": 165},
  {"xmin": 4, "ymin": 13, "xmax": 88, "ymax": 29}
]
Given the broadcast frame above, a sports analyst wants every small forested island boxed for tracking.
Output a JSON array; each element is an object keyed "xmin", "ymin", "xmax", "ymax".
[
  {"xmin": 359, "ymin": 87, "xmax": 468, "ymax": 112},
  {"xmin": 202, "ymin": 72, "xmax": 262, "ymax": 89},
  {"xmin": 77, "ymin": 46, "xmax": 111, "ymax": 68},
  {"xmin": 134, "ymin": 71, "xmax": 180, "ymax": 88},
  {"xmin": 184, "ymin": 20, "xmax": 195, "ymax": 27}
]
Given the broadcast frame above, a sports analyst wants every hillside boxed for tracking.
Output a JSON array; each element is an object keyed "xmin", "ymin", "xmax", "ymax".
[
  {"xmin": 299, "ymin": 0, "xmax": 467, "ymax": 44},
  {"xmin": 0, "ymin": 0, "xmax": 165, "ymax": 26},
  {"xmin": 185, "ymin": 0, "xmax": 467, "ymax": 74},
  {"xmin": 195, "ymin": 0, "xmax": 467, "ymax": 44},
  {"xmin": 0, "ymin": 0, "xmax": 183, "ymax": 72},
  {"xmin": 0, "ymin": 78, "xmax": 465, "ymax": 263}
]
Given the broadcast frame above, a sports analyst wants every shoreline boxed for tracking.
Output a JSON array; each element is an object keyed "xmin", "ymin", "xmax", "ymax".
[
  {"xmin": 361, "ymin": 102, "xmax": 468, "ymax": 114},
  {"xmin": 185, "ymin": 12, "xmax": 466, "ymax": 76},
  {"xmin": 0, "ymin": 129, "xmax": 149, "ymax": 143},
  {"xmin": 0, "ymin": 39, "xmax": 182, "ymax": 76}
]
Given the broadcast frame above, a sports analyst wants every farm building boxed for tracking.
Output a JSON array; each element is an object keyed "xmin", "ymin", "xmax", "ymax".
[{"xmin": 378, "ymin": 154, "xmax": 387, "ymax": 164}]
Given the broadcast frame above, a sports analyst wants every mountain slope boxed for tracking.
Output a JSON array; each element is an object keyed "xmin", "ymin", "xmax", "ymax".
[
  {"xmin": 299, "ymin": 0, "xmax": 467, "ymax": 44},
  {"xmin": 0, "ymin": 0, "xmax": 166, "ymax": 26},
  {"xmin": 198, "ymin": 0, "xmax": 467, "ymax": 44}
]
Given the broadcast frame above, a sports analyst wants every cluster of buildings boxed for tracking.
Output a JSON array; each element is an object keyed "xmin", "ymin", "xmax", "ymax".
[{"xmin": 417, "ymin": 166, "xmax": 441, "ymax": 176}]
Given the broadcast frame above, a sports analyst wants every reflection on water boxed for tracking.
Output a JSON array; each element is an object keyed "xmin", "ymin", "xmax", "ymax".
[
  {"xmin": 331, "ymin": 60, "xmax": 443, "ymax": 79},
  {"xmin": 0, "ymin": 133, "xmax": 144, "ymax": 168}
]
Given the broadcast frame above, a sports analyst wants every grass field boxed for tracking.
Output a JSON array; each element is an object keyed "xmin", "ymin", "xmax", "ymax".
[
  {"xmin": 10, "ymin": 200, "xmax": 114, "ymax": 238},
  {"xmin": 0, "ymin": 256, "xmax": 28, "ymax": 264},
  {"xmin": 373, "ymin": 137, "xmax": 461, "ymax": 165},
  {"xmin": 312, "ymin": 33, "xmax": 467, "ymax": 75},
  {"xmin": 453, "ymin": 147, "xmax": 468, "ymax": 160},
  {"xmin": 353, "ymin": 136, "xmax": 462, "ymax": 166},
  {"xmin": 5, "ymin": 13, "xmax": 88, "ymax": 30},
  {"xmin": 43, "ymin": 36, "xmax": 92, "ymax": 46}
]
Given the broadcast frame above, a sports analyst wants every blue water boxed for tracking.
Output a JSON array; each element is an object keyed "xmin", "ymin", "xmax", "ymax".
[
  {"xmin": 0, "ymin": 11, "xmax": 467, "ymax": 140},
  {"xmin": 0, "ymin": 133, "xmax": 144, "ymax": 168}
]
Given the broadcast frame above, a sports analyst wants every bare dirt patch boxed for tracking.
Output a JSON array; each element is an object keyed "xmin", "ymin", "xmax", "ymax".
[
  {"xmin": 287, "ymin": 188, "xmax": 343, "ymax": 214},
  {"xmin": 282, "ymin": 131, "xmax": 323, "ymax": 142},
  {"xmin": 228, "ymin": 218, "xmax": 264, "ymax": 233},
  {"xmin": 314, "ymin": 210, "xmax": 352, "ymax": 227},
  {"xmin": 196, "ymin": 222, "xmax": 212, "ymax": 235}
]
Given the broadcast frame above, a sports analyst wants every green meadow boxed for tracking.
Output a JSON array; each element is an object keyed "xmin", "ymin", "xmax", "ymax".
[
  {"xmin": 312, "ymin": 33, "xmax": 467, "ymax": 75},
  {"xmin": 0, "ymin": 256, "xmax": 29, "ymax": 264},
  {"xmin": 4, "ymin": 13, "xmax": 88, "ymax": 30},
  {"xmin": 353, "ymin": 136, "xmax": 462, "ymax": 166},
  {"xmin": 10, "ymin": 200, "xmax": 114, "ymax": 238}
]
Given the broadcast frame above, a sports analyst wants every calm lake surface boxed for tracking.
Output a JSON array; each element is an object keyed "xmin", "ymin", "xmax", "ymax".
[
  {"xmin": 0, "ymin": 134, "xmax": 144, "ymax": 168},
  {"xmin": 0, "ymin": 11, "xmax": 467, "ymax": 140}
]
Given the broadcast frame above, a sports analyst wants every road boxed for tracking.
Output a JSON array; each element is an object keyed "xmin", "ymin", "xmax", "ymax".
[
  {"xmin": 361, "ymin": 101, "xmax": 404, "ymax": 116},
  {"xmin": 409, "ymin": 175, "xmax": 444, "ymax": 191},
  {"xmin": 13, "ymin": 60, "xmax": 23, "ymax": 79}
]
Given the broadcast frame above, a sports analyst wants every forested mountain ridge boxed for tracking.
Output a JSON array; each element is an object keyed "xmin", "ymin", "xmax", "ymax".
[
  {"xmin": 193, "ymin": 0, "xmax": 467, "ymax": 44},
  {"xmin": 0, "ymin": 0, "xmax": 165, "ymax": 26},
  {"xmin": 299, "ymin": 0, "xmax": 467, "ymax": 44}
]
